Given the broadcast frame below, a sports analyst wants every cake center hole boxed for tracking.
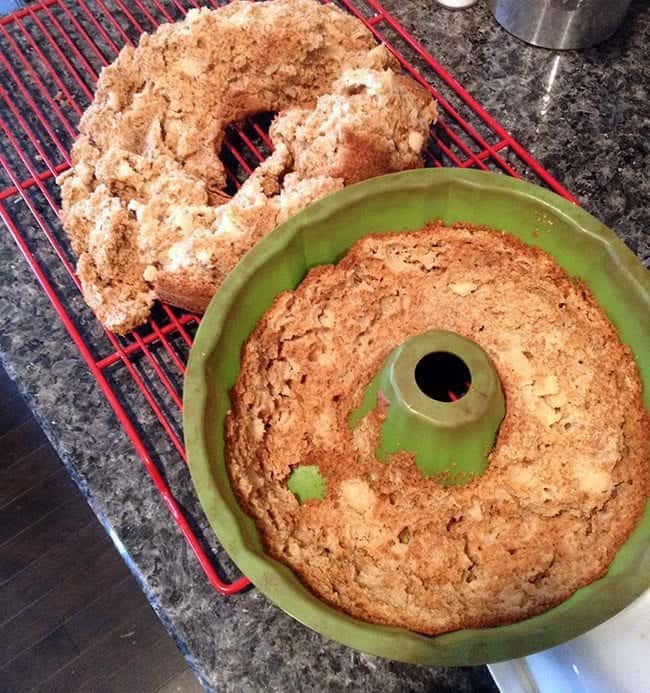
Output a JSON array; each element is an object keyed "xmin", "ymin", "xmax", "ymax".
[{"xmin": 415, "ymin": 351, "xmax": 471, "ymax": 402}]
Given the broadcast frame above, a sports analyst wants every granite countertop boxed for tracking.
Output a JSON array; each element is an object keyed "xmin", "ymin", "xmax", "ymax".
[{"xmin": 0, "ymin": 1, "xmax": 648, "ymax": 691}]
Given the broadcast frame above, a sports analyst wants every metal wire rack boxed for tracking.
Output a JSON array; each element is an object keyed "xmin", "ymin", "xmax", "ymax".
[{"xmin": 0, "ymin": 0, "xmax": 575, "ymax": 596}]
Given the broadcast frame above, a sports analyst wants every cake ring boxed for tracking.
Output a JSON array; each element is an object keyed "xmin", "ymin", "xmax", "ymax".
[
  {"xmin": 225, "ymin": 222, "xmax": 648, "ymax": 635},
  {"xmin": 58, "ymin": 0, "xmax": 437, "ymax": 333}
]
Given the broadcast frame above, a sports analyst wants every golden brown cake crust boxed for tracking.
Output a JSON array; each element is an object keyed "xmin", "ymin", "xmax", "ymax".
[
  {"xmin": 57, "ymin": 0, "xmax": 437, "ymax": 334},
  {"xmin": 225, "ymin": 222, "xmax": 649, "ymax": 635}
]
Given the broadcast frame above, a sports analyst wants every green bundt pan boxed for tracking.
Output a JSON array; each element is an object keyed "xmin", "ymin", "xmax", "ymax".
[{"xmin": 184, "ymin": 169, "xmax": 649, "ymax": 665}]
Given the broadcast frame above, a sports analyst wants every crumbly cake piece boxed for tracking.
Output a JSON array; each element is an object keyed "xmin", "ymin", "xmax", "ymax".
[
  {"xmin": 57, "ymin": 0, "xmax": 437, "ymax": 333},
  {"xmin": 226, "ymin": 222, "xmax": 649, "ymax": 635}
]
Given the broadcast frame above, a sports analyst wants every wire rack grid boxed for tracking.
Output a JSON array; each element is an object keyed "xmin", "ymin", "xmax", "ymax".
[{"xmin": 0, "ymin": 0, "xmax": 575, "ymax": 596}]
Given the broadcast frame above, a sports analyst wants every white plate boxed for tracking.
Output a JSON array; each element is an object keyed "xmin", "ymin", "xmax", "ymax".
[{"xmin": 488, "ymin": 590, "xmax": 650, "ymax": 693}]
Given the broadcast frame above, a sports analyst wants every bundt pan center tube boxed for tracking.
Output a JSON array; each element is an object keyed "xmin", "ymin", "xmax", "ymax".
[
  {"xmin": 348, "ymin": 330, "xmax": 506, "ymax": 485},
  {"xmin": 183, "ymin": 168, "xmax": 649, "ymax": 665}
]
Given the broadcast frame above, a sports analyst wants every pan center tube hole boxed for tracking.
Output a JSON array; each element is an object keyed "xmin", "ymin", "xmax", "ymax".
[{"xmin": 414, "ymin": 351, "xmax": 471, "ymax": 402}]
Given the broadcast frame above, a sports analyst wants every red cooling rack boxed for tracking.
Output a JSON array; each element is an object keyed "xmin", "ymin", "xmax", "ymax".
[{"xmin": 0, "ymin": 0, "xmax": 575, "ymax": 596}]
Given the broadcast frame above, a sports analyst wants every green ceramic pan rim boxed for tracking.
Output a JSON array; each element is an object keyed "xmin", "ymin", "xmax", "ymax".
[{"xmin": 184, "ymin": 168, "xmax": 649, "ymax": 666}]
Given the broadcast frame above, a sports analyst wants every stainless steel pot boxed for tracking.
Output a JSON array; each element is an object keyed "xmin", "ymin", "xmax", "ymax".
[{"xmin": 488, "ymin": 0, "xmax": 633, "ymax": 50}]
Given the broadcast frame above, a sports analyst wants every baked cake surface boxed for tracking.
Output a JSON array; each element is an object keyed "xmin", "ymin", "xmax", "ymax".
[
  {"xmin": 58, "ymin": 0, "xmax": 437, "ymax": 333},
  {"xmin": 226, "ymin": 223, "xmax": 649, "ymax": 635}
]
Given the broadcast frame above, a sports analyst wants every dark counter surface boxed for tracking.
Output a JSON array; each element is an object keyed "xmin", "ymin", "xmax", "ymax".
[{"xmin": 1, "ymin": 1, "xmax": 648, "ymax": 690}]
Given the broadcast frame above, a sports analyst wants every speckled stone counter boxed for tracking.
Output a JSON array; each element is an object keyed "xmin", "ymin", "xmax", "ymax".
[{"xmin": 0, "ymin": 1, "xmax": 648, "ymax": 691}]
